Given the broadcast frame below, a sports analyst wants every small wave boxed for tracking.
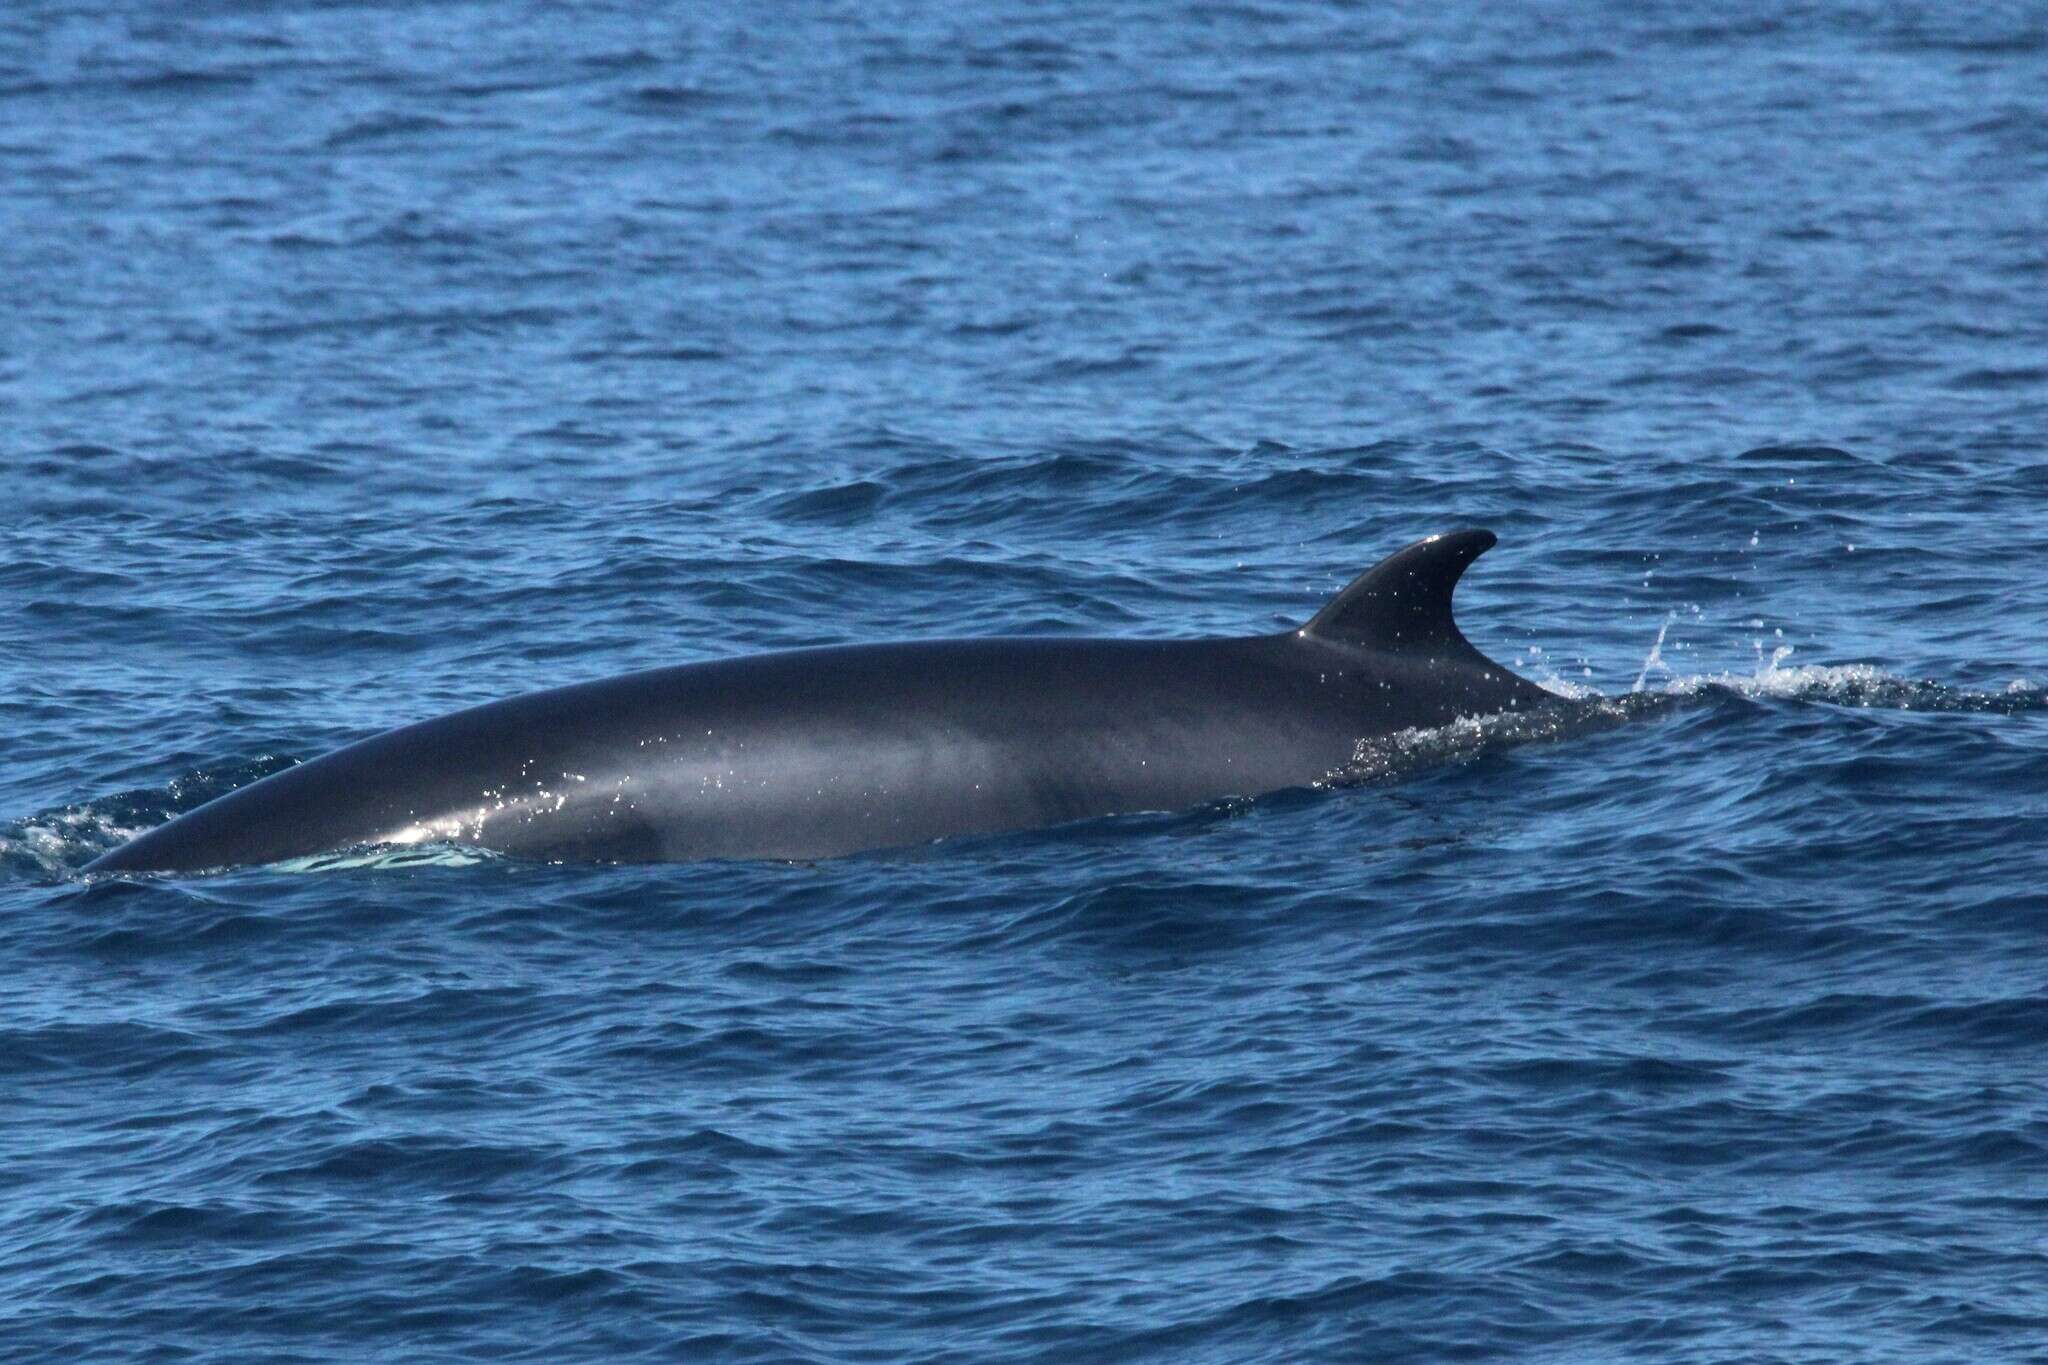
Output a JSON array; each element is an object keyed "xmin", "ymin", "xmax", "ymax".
[
  {"xmin": 322, "ymin": 114, "xmax": 459, "ymax": 149},
  {"xmin": 628, "ymin": 84, "xmax": 716, "ymax": 110},
  {"xmin": 121, "ymin": 68, "xmax": 255, "ymax": 95}
]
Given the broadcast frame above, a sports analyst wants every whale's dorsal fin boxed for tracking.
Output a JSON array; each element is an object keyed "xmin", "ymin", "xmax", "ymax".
[{"xmin": 1301, "ymin": 529, "xmax": 1497, "ymax": 652}]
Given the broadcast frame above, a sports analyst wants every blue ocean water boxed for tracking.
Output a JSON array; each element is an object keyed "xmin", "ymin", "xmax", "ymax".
[{"xmin": 5, "ymin": 0, "xmax": 2048, "ymax": 1358}]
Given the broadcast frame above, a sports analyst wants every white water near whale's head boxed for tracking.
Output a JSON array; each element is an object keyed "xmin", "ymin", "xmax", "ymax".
[{"xmin": 0, "ymin": 806, "xmax": 153, "ymax": 880}]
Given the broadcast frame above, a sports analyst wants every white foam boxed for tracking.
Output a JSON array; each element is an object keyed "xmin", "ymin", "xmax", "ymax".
[
  {"xmin": 1665, "ymin": 659, "xmax": 1891, "ymax": 701},
  {"xmin": 1, "ymin": 808, "xmax": 152, "ymax": 876}
]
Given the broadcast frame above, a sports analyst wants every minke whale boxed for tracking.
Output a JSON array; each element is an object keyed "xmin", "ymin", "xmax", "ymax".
[{"xmin": 85, "ymin": 530, "xmax": 1552, "ymax": 874}]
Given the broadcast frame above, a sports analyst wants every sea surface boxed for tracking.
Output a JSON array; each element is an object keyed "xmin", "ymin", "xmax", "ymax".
[{"xmin": 5, "ymin": 1, "xmax": 2048, "ymax": 1359}]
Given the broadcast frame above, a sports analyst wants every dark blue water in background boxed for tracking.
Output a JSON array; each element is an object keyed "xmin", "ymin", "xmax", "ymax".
[{"xmin": 5, "ymin": 2, "xmax": 2048, "ymax": 1358}]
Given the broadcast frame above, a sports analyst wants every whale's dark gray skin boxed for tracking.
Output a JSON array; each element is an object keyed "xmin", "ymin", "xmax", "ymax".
[{"xmin": 84, "ymin": 530, "xmax": 1551, "ymax": 874}]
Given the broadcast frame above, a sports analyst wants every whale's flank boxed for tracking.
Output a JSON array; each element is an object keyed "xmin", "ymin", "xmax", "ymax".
[{"xmin": 84, "ymin": 530, "xmax": 1551, "ymax": 873}]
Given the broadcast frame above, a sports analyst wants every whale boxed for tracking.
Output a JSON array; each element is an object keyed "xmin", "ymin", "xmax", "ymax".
[{"xmin": 83, "ymin": 529, "xmax": 1552, "ymax": 874}]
